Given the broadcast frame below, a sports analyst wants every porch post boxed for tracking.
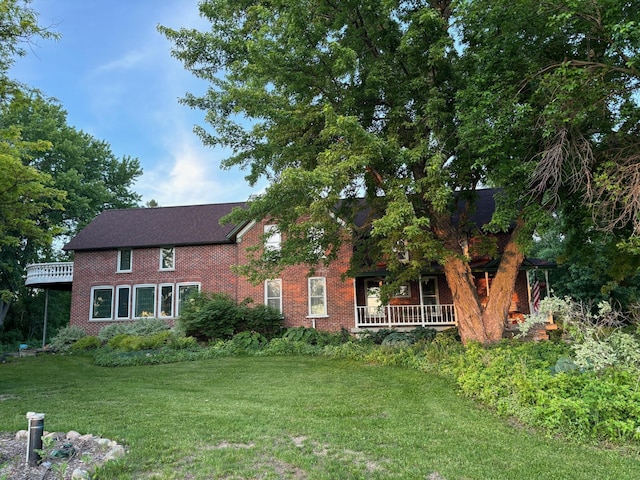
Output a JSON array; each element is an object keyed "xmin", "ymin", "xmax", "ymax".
[
  {"xmin": 352, "ymin": 278, "xmax": 358, "ymax": 329},
  {"xmin": 42, "ymin": 289, "xmax": 49, "ymax": 349},
  {"xmin": 544, "ymin": 270, "xmax": 550, "ymax": 297},
  {"xmin": 526, "ymin": 270, "xmax": 533, "ymax": 313}
]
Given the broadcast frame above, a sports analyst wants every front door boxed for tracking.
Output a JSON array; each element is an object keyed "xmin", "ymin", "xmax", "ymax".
[{"xmin": 365, "ymin": 279, "xmax": 384, "ymax": 317}]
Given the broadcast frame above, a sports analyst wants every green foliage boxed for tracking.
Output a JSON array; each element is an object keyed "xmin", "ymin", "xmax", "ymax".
[
  {"xmin": 49, "ymin": 325, "xmax": 86, "ymax": 352},
  {"xmin": 70, "ymin": 335, "xmax": 101, "ymax": 352},
  {"xmin": 238, "ymin": 304, "xmax": 284, "ymax": 339},
  {"xmin": 178, "ymin": 292, "xmax": 243, "ymax": 340},
  {"xmin": 177, "ymin": 292, "xmax": 284, "ymax": 341},
  {"xmin": 98, "ymin": 319, "xmax": 169, "ymax": 342},
  {"xmin": 232, "ymin": 331, "xmax": 267, "ymax": 351},
  {"xmin": 107, "ymin": 331, "xmax": 173, "ymax": 352},
  {"xmin": 381, "ymin": 331, "xmax": 414, "ymax": 346}
]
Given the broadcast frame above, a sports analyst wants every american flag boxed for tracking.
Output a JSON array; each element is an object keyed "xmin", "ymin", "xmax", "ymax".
[{"xmin": 532, "ymin": 279, "xmax": 541, "ymax": 313}]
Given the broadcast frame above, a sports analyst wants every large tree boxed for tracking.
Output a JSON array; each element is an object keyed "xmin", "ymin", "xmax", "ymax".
[
  {"xmin": 161, "ymin": 0, "xmax": 640, "ymax": 344},
  {"xmin": 0, "ymin": 1, "xmax": 143, "ymax": 336},
  {"xmin": 0, "ymin": 0, "xmax": 63, "ymax": 329}
]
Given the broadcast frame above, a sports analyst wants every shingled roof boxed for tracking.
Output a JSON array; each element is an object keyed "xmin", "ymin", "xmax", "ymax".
[{"xmin": 64, "ymin": 202, "xmax": 246, "ymax": 251}]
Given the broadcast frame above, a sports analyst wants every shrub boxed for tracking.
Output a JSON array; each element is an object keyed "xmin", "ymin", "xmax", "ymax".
[
  {"xmin": 177, "ymin": 292, "xmax": 242, "ymax": 341},
  {"xmin": 107, "ymin": 331, "xmax": 174, "ymax": 352},
  {"xmin": 70, "ymin": 335, "xmax": 101, "ymax": 352},
  {"xmin": 50, "ymin": 326, "xmax": 87, "ymax": 352},
  {"xmin": 126, "ymin": 318, "xmax": 170, "ymax": 337},
  {"xmin": 240, "ymin": 304, "xmax": 284, "ymax": 338},
  {"xmin": 98, "ymin": 323, "xmax": 131, "ymax": 342},
  {"xmin": 98, "ymin": 319, "xmax": 169, "ymax": 342}
]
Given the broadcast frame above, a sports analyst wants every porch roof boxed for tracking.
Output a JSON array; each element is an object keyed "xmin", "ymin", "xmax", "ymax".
[{"xmin": 353, "ymin": 257, "xmax": 555, "ymax": 277}]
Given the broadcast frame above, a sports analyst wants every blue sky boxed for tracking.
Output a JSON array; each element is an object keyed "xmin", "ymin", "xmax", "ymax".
[{"xmin": 11, "ymin": 0, "xmax": 260, "ymax": 207}]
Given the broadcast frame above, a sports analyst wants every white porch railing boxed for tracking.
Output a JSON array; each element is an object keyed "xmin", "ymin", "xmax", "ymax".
[
  {"xmin": 355, "ymin": 304, "xmax": 456, "ymax": 328},
  {"xmin": 25, "ymin": 262, "xmax": 73, "ymax": 286}
]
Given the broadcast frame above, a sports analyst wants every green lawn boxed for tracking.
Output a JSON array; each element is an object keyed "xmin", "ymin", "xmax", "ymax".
[{"xmin": 1, "ymin": 354, "xmax": 639, "ymax": 479}]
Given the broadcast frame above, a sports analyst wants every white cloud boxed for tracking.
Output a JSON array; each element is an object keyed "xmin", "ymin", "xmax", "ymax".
[{"xmin": 94, "ymin": 50, "xmax": 147, "ymax": 73}]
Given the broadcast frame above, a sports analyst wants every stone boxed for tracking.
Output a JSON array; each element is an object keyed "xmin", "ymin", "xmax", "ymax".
[
  {"xmin": 104, "ymin": 444, "xmax": 126, "ymax": 461},
  {"xmin": 15, "ymin": 430, "xmax": 27, "ymax": 440},
  {"xmin": 79, "ymin": 433, "xmax": 95, "ymax": 441},
  {"xmin": 96, "ymin": 437, "xmax": 111, "ymax": 446},
  {"xmin": 71, "ymin": 468, "xmax": 90, "ymax": 479},
  {"xmin": 66, "ymin": 430, "xmax": 81, "ymax": 440}
]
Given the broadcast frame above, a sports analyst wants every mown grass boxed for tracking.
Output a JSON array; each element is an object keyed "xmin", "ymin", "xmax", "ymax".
[{"xmin": 1, "ymin": 354, "xmax": 639, "ymax": 479}]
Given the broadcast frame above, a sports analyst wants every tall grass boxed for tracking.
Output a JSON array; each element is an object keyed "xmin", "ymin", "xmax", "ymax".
[{"xmin": 1, "ymin": 354, "xmax": 639, "ymax": 479}]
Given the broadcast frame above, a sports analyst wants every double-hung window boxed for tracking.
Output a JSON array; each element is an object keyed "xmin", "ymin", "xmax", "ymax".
[
  {"xmin": 91, "ymin": 286, "xmax": 114, "ymax": 320},
  {"xmin": 160, "ymin": 247, "xmax": 175, "ymax": 271},
  {"xmin": 265, "ymin": 279, "xmax": 282, "ymax": 313},
  {"xmin": 117, "ymin": 249, "xmax": 132, "ymax": 272},
  {"xmin": 133, "ymin": 285, "xmax": 156, "ymax": 318},
  {"xmin": 308, "ymin": 277, "xmax": 327, "ymax": 317},
  {"xmin": 264, "ymin": 225, "xmax": 281, "ymax": 251}
]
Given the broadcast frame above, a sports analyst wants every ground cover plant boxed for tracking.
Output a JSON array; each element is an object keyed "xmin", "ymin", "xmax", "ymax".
[{"xmin": 2, "ymin": 354, "xmax": 640, "ymax": 479}]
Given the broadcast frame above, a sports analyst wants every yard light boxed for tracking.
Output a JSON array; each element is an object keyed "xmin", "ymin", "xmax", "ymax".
[{"xmin": 26, "ymin": 411, "xmax": 45, "ymax": 466}]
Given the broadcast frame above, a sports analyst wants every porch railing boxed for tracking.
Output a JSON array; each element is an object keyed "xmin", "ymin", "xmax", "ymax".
[
  {"xmin": 355, "ymin": 304, "xmax": 456, "ymax": 328},
  {"xmin": 25, "ymin": 262, "xmax": 74, "ymax": 286}
]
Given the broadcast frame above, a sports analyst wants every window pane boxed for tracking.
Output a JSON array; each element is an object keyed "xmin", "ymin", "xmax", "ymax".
[
  {"xmin": 177, "ymin": 285, "xmax": 199, "ymax": 315},
  {"xmin": 92, "ymin": 288, "xmax": 113, "ymax": 319},
  {"xmin": 119, "ymin": 250, "xmax": 131, "ymax": 271},
  {"xmin": 264, "ymin": 225, "xmax": 281, "ymax": 251},
  {"xmin": 266, "ymin": 280, "xmax": 281, "ymax": 298},
  {"xmin": 160, "ymin": 285, "xmax": 174, "ymax": 317},
  {"xmin": 265, "ymin": 279, "xmax": 282, "ymax": 313},
  {"xmin": 267, "ymin": 299, "xmax": 281, "ymax": 310},
  {"xmin": 309, "ymin": 278, "xmax": 326, "ymax": 316},
  {"xmin": 135, "ymin": 286, "xmax": 156, "ymax": 317},
  {"xmin": 310, "ymin": 297, "xmax": 326, "ymax": 315},
  {"xmin": 116, "ymin": 287, "xmax": 130, "ymax": 318},
  {"xmin": 161, "ymin": 248, "xmax": 174, "ymax": 269}
]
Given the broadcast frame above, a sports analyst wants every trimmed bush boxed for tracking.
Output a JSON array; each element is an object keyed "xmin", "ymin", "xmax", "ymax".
[
  {"xmin": 98, "ymin": 319, "xmax": 169, "ymax": 342},
  {"xmin": 50, "ymin": 326, "xmax": 87, "ymax": 352},
  {"xmin": 71, "ymin": 335, "xmax": 101, "ymax": 352}
]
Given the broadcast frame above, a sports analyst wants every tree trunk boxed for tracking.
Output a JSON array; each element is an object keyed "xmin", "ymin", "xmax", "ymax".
[{"xmin": 438, "ymin": 218, "xmax": 526, "ymax": 345}]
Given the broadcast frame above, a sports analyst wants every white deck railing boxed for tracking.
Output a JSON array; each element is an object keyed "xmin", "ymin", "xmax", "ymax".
[
  {"xmin": 355, "ymin": 304, "xmax": 456, "ymax": 328},
  {"xmin": 25, "ymin": 262, "xmax": 73, "ymax": 286}
]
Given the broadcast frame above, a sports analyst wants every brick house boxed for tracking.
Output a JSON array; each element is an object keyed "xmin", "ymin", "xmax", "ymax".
[{"xmin": 26, "ymin": 190, "xmax": 553, "ymax": 335}]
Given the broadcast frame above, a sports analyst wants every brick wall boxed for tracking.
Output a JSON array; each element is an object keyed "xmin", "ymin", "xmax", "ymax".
[
  {"xmin": 236, "ymin": 219, "xmax": 355, "ymax": 332},
  {"xmin": 69, "ymin": 244, "xmax": 237, "ymax": 335}
]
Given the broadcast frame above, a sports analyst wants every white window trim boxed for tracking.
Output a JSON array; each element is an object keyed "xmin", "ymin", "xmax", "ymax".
[
  {"xmin": 159, "ymin": 247, "xmax": 175, "ymax": 271},
  {"xmin": 158, "ymin": 283, "xmax": 175, "ymax": 318},
  {"xmin": 176, "ymin": 282, "xmax": 201, "ymax": 317},
  {"xmin": 264, "ymin": 224, "xmax": 281, "ymax": 251},
  {"xmin": 117, "ymin": 249, "xmax": 132, "ymax": 273},
  {"xmin": 115, "ymin": 285, "xmax": 131, "ymax": 319},
  {"xmin": 132, "ymin": 284, "xmax": 157, "ymax": 319},
  {"xmin": 90, "ymin": 286, "xmax": 114, "ymax": 321},
  {"xmin": 307, "ymin": 276, "xmax": 328, "ymax": 318},
  {"xmin": 265, "ymin": 279, "xmax": 283, "ymax": 313}
]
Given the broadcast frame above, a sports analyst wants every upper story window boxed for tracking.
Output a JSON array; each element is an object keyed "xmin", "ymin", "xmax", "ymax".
[
  {"xmin": 264, "ymin": 225, "xmax": 281, "ymax": 251},
  {"xmin": 117, "ymin": 249, "xmax": 132, "ymax": 272},
  {"xmin": 160, "ymin": 247, "xmax": 175, "ymax": 271}
]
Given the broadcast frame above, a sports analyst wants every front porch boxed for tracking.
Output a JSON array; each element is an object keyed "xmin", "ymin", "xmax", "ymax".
[{"xmin": 355, "ymin": 304, "xmax": 456, "ymax": 329}]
